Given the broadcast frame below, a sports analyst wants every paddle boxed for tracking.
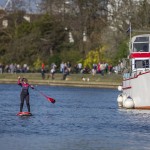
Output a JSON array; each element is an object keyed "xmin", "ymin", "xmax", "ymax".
[{"xmin": 34, "ymin": 87, "xmax": 56, "ymax": 104}]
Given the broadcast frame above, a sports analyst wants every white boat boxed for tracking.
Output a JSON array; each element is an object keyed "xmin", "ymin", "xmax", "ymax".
[{"xmin": 117, "ymin": 34, "xmax": 150, "ymax": 109}]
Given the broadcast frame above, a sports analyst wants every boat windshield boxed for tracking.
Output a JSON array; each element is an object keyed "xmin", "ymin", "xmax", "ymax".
[
  {"xmin": 134, "ymin": 36, "xmax": 149, "ymax": 42},
  {"xmin": 135, "ymin": 60, "xmax": 149, "ymax": 68},
  {"xmin": 133, "ymin": 43, "xmax": 149, "ymax": 52}
]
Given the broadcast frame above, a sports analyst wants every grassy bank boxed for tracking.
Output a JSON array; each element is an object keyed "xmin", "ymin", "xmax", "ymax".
[
  {"xmin": 0, "ymin": 73, "xmax": 122, "ymax": 88},
  {"xmin": 0, "ymin": 73, "xmax": 122, "ymax": 82}
]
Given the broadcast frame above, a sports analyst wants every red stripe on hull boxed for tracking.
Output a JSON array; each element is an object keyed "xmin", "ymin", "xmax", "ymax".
[
  {"xmin": 135, "ymin": 106, "xmax": 150, "ymax": 110},
  {"xmin": 122, "ymin": 86, "xmax": 132, "ymax": 90}
]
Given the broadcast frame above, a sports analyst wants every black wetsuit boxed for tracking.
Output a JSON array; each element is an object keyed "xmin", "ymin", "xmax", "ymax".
[{"xmin": 18, "ymin": 79, "xmax": 32, "ymax": 112}]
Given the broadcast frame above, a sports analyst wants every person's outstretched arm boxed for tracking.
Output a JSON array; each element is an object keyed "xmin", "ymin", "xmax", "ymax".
[
  {"xmin": 17, "ymin": 76, "xmax": 22, "ymax": 86},
  {"xmin": 30, "ymin": 84, "xmax": 34, "ymax": 89}
]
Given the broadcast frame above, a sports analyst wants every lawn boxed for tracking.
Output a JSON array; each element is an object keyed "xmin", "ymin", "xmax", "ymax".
[{"xmin": 0, "ymin": 72, "xmax": 122, "ymax": 84}]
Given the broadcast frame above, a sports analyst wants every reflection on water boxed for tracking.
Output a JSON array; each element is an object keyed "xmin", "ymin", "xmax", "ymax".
[{"xmin": 0, "ymin": 84, "xmax": 150, "ymax": 150}]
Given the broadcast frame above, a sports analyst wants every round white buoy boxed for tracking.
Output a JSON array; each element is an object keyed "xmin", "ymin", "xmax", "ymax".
[
  {"xmin": 123, "ymin": 97, "xmax": 134, "ymax": 109},
  {"xmin": 118, "ymin": 86, "xmax": 122, "ymax": 91},
  {"xmin": 117, "ymin": 95, "xmax": 123, "ymax": 107}
]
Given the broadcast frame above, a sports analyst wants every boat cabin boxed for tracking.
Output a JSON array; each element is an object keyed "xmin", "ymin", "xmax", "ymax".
[{"xmin": 129, "ymin": 34, "xmax": 150, "ymax": 72}]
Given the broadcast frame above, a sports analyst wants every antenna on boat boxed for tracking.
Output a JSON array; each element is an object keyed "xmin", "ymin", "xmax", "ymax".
[
  {"xmin": 127, "ymin": 16, "xmax": 132, "ymax": 54},
  {"xmin": 129, "ymin": 22, "xmax": 132, "ymax": 44}
]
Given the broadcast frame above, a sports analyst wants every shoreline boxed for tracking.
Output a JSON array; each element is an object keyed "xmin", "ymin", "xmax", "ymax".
[{"xmin": 0, "ymin": 78, "xmax": 121, "ymax": 89}]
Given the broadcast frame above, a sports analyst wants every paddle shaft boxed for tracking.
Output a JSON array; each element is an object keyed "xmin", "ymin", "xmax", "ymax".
[{"xmin": 34, "ymin": 87, "xmax": 56, "ymax": 103}]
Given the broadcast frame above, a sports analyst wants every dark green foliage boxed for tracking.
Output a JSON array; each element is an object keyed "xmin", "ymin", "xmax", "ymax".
[
  {"xmin": 0, "ymin": 14, "xmax": 70, "ymax": 66},
  {"xmin": 60, "ymin": 49, "xmax": 82, "ymax": 65},
  {"xmin": 16, "ymin": 21, "xmax": 33, "ymax": 37},
  {"xmin": 48, "ymin": 54, "xmax": 61, "ymax": 67},
  {"xmin": 113, "ymin": 41, "xmax": 128, "ymax": 65}
]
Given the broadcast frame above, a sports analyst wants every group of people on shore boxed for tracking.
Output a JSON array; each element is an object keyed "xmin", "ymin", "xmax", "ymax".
[
  {"xmin": 41, "ymin": 62, "xmax": 71, "ymax": 80},
  {"xmin": 40, "ymin": 61, "xmax": 121, "ymax": 80},
  {"xmin": 0, "ymin": 61, "xmax": 124, "ymax": 81},
  {"xmin": 0, "ymin": 63, "xmax": 29, "ymax": 74}
]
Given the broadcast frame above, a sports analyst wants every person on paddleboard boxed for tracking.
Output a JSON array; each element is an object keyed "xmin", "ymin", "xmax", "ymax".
[{"xmin": 17, "ymin": 76, "xmax": 34, "ymax": 113}]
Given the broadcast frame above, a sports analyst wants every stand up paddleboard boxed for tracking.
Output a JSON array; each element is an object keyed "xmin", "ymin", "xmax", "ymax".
[{"xmin": 17, "ymin": 112, "xmax": 32, "ymax": 116}]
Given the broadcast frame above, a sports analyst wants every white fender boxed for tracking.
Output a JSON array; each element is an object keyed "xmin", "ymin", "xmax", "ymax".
[
  {"xmin": 123, "ymin": 97, "xmax": 134, "ymax": 109},
  {"xmin": 118, "ymin": 86, "xmax": 122, "ymax": 91},
  {"xmin": 117, "ymin": 94, "xmax": 123, "ymax": 107}
]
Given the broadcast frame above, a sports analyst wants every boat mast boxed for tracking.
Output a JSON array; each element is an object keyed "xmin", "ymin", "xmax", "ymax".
[
  {"xmin": 129, "ymin": 22, "xmax": 132, "ymax": 46},
  {"xmin": 129, "ymin": 21, "xmax": 132, "ymax": 54}
]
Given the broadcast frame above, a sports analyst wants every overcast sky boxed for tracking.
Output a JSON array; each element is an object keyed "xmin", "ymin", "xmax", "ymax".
[{"xmin": 0, "ymin": 0, "xmax": 5, "ymax": 7}]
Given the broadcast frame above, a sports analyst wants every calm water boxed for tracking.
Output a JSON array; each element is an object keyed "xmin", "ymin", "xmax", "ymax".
[{"xmin": 0, "ymin": 84, "xmax": 150, "ymax": 150}]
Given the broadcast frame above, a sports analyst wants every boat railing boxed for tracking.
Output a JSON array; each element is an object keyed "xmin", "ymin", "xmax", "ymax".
[
  {"xmin": 123, "ymin": 67, "xmax": 150, "ymax": 79},
  {"xmin": 131, "ymin": 67, "xmax": 150, "ymax": 77}
]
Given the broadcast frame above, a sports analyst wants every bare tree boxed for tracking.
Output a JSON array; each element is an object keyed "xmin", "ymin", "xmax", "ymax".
[{"xmin": 38, "ymin": 0, "xmax": 109, "ymax": 56}]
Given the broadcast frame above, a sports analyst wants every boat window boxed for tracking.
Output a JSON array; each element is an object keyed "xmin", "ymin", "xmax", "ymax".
[
  {"xmin": 135, "ymin": 60, "xmax": 149, "ymax": 68},
  {"xmin": 133, "ymin": 43, "xmax": 149, "ymax": 52},
  {"xmin": 134, "ymin": 37, "xmax": 149, "ymax": 42}
]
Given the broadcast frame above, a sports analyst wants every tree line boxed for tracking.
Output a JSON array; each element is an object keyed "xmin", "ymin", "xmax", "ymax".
[{"xmin": 0, "ymin": 0, "xmax": 150, "ymax": 70}]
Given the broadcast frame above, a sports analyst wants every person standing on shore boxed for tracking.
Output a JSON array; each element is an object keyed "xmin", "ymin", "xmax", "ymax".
[
  {"xmin": 62, "ymin": 63, "xmax": 69, "ymax": 80},
  {"xmin": 41, "ymin": 63, "xmax": 45, "ymax": 79},
  {"xmin": 0, "ymin": 63, "xmax": 3, "ymax": 74},
  {"xmin": 50, "ymin": 63, "xmax": 57, "ymax": 80},
  {"xmin": 17, "ymin": 76, "xmax": 34, "ymax": 112}
]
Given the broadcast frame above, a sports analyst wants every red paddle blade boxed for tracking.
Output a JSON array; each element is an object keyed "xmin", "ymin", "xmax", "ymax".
[{"xmin": 47, "ymin": 97, "xmax": 56, "ymax": 103}]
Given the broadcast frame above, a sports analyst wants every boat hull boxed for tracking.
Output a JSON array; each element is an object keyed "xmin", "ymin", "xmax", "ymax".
[{"xmin": 122, "ymin": 71, "xmax": 150, "ymax": 109}]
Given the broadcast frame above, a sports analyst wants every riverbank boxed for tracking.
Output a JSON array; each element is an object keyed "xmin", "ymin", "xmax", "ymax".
[{"xmin": 0, "ymin": 73, "xmax": 122, "ymax": 88}]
